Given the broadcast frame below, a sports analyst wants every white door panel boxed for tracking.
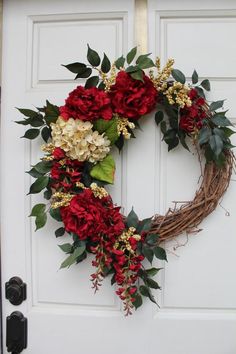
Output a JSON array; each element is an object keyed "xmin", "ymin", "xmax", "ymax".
[{"xmin": 1, "ymin": 0, "xmax": 236, "ymax": 353}]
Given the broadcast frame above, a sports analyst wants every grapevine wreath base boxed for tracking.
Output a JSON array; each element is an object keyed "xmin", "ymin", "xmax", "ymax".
[
  {"xmin": 17, "ymin": 46, "xmax": 235, "ymax": 315},
  {"xmin": 152, "ymin": 150, "xmax": 234, "ymax": 242}
]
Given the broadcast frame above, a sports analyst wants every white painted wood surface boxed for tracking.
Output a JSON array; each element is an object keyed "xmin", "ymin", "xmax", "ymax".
[{"xmin": 1, "ymin": 0, "xmax": 236, "ymax": 353}]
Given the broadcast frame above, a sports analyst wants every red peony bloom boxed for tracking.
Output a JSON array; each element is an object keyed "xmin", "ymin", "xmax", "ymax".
[
  {"xmin": 52, "ymin": 147, "xmax": 66, "ymax": 160},
  {"xmin": 109, "ymin": 71, "xmax": 157, "ymax": 120},
  {"xmin": 50, "ymin": 148, "xmax": 83, "ymax": 191},
  {"xmin": 60, "ymin": 86, "xmax": 113, "ymax": 121},
  {"xmin": 60, "ymin": 189, "xmax": 125, "ymax": 241},
  {"xmin": 179, "ymin": 88, "xmax": 207, "ymax": 133}
]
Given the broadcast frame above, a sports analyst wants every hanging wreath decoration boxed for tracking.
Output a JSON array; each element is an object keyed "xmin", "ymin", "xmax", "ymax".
[{"xmin": 16, "ymin": 46, "xmax": 235, "ymax": 316}]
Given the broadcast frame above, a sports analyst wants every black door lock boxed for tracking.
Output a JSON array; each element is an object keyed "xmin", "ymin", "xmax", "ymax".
[
  {"xmin": 5, "ymin": 277, "xmax": 26, "ymax": 305},
  {"xmin": 6, "ymin": 311, "xmax": 27, "ymax": 353}
]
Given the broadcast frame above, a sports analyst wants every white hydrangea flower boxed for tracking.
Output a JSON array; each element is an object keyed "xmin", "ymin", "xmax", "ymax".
[{"xmin": 51, "ymin": 116, "xmax": 110, "ymax": 163}]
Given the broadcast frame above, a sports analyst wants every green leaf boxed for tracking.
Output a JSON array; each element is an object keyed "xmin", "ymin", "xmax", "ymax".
[
  {"xmin": 98, "ymin": 81, "xmax": 106, "ymax": 90},
  {"xmin": 44, "ymin": 101, "xmax": 60, "ymax": 125},
  {"xmin": 115, "ymin": 135, "xmax": 124, "ymax": 152},
  {"xmin": 209, "ymin": 100, "xmax": 225, "ymax": 111},
  {"xmin": 142, "ymin": 245, "xmax": 154, "ymax": 264},
  {"xmin": 17, "ymin": 108, "xmax": 38, "ymax": 118},
  {"xmin": 55, "ymin": 227, "xmax": 65, "ymax": 237},
  {"xmin": 146, "ymin": 268, "xmax": 162, "ymax": 277},
  {"xmin": 126, "ymin": 208, "xmax": 139, "ymax": 228},
  {"xmin": 136, "ymin": 53, "xmax": 151, "ymax": 65},
  {"xmin": 62, "ymin": 62, "xmax": 86, "ymax": 73},
  {"xmin": 125, "ymin": 65, "xmax": 139, "ymax": 73},
  {"xmin": 126, "ymin": 47, "xmax": 137, "ymax": 64},
  {"xmin": 90, "ymin": 154, "xmax": 115, "ymax": 184},
  {"xmin": 41, "ymin": 126, "xmax": 51, "ymax": 142},
  {"xmin": 146, "ymin": 278, "xmax": 161, "ymax": 289},
  {"xmin": 171, "ymin": 69, "xmax": 186, "ymax": 84},
  {"xmin": 209, "ymin": 134, "xmax": 223, "ymax": 157},
  {"xmin": 29, "ymin": 176, "xmax": 49, "ymax": 194},
  {"xmin": 155, "ymin": 111, "xmax": 164, "ymax": 126},
  {"xmin": 195, "ymin": 86, "xmax": 206, "ymax": 98},
  {"xmin": 130, "ymin": 70, "xmax": 144, "ymax": 81},
  {"xmin": 167, "ymin": 136, "xmax": 179, "ymax": 151},
  {"xmin": 139, "ymin": 285, "xmax": 150, "ymax": 297},
  {"xmin": 58, "ymin": 243, "xmax": 72, "ymax": 253},
  {"xmin": 35, "ymin": 213, "xmax": 47, "ymax": 231},
  {"xmin": 132, "ymin": 292, "xmax": 143, "ymax": 309},
  {"xmin": 44, "ymin": 188, "xmax": 52, "ymax": 200},
  {"xmin": 26, "ymin": 167, "xmax": 43, "ymax": 178},
  {"xmin": 93, "ymin": 118, "xmax": 119, "ymax": 145},
  {"xmin": 60, "ymin": 245, "xmax": 86, "ymax": 269},
  {"xmin": 139, "ymin": 285, "xmax": 157, "ymax": 305},
  {"xmin": 29, "ymin": 116, "xmax": 44, "ymax": 127},
  {"xmin": 137, "ymin": 218, "xmax": 152, "ymax": 233},
  {"xmin": 15, "ymin": 119, "xmax": 32, "ymax": 125},
  {"xmin": 136, "ymin": 56, "xmax": 155, "ymax": 69},
  {"xmin": 146, "ymin": 233, "xmax": 159, "ymax": 246},
  {"xmin": 115, "ymin": 56, "xmax": 125, "ymax": 69},
  {"xmin": 154, "ymin": 246, "xmax": 167, "ymax": 261},
  {"xmin": 192, "ymin": 70, "xmax": 198, "ymax": 84},
  {"xmin": 101, "ymin": 53, "xmax": 111, "ymax": 73},
  {"xmin": 221, "ymin": 127, "xmax": 235, "ymax": 138},
  {"xmin": 200, "ymin": 79, "xmax": 211, "ymax": 91},
  {"xmin": 211, "ymin": 113, "xmax": 232, "ymax": 127},
  {"xmin": 50, "ymin": 208, "xmax": 62, "ymax": 222},
  {"xmin": 213, "ymin": 128, "xmax": 227, "ymax": 141},
  {"xmin": 75, "ymin": 67, "xmax": 92, "ymax": 79},
  {"xmin": 178, "ymin": 130, "xmax": 190, "ymax": 151},
  {"xmin": 33, "ymin": 161, "xmax": 52, "ymax": 174},
  {"xmin": 87, "ymin": 44, "xmax": 100, "ymax": 66},
  {"xmin": 198, "ymin": 126, "xmax": 211, "ymax": 145},
  {"xmin": 160, "ymin": 121, "xmax": 167, "ymax": 134},
  {"xmin": 21, "ymin": 128, "xmax": 40, "ymax": 140},
  {"xmin": 30, "ymin": 203, "xmax": 46, "ymax": 217},
  {"xmin": 85, "ymin": 76, "xmax": 99, "ymax": 88}
]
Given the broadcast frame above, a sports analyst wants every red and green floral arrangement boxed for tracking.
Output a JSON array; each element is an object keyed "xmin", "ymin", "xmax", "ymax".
[{"xmin": 16, "ymin": 46, "xmax": 234, "ymax": 315}]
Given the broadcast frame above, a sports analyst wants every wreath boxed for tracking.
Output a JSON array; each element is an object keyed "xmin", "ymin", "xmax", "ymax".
[{"xmin": 16, "ymin": 46, "xmax": 235, "ymax": 316}]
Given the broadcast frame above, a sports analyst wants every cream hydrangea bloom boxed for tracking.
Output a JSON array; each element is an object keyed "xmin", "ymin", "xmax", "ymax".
[{"xmin": 51, "ymin": 116, "xmax": 110, "ymax": 163}]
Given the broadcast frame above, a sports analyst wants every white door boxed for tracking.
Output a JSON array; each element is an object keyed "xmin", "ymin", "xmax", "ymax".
[{"xmin": 1, "ymin": 0, "xmax": 236, "ymax": 353}]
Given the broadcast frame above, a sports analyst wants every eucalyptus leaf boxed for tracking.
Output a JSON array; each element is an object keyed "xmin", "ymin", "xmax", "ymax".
[
  {"xmin": 209, "ymin": 100, "xmax": 225, "ymax": 111},
  {"xmin": 209, "ymin": 134, "xmax": 223, "ymax": 157}
]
